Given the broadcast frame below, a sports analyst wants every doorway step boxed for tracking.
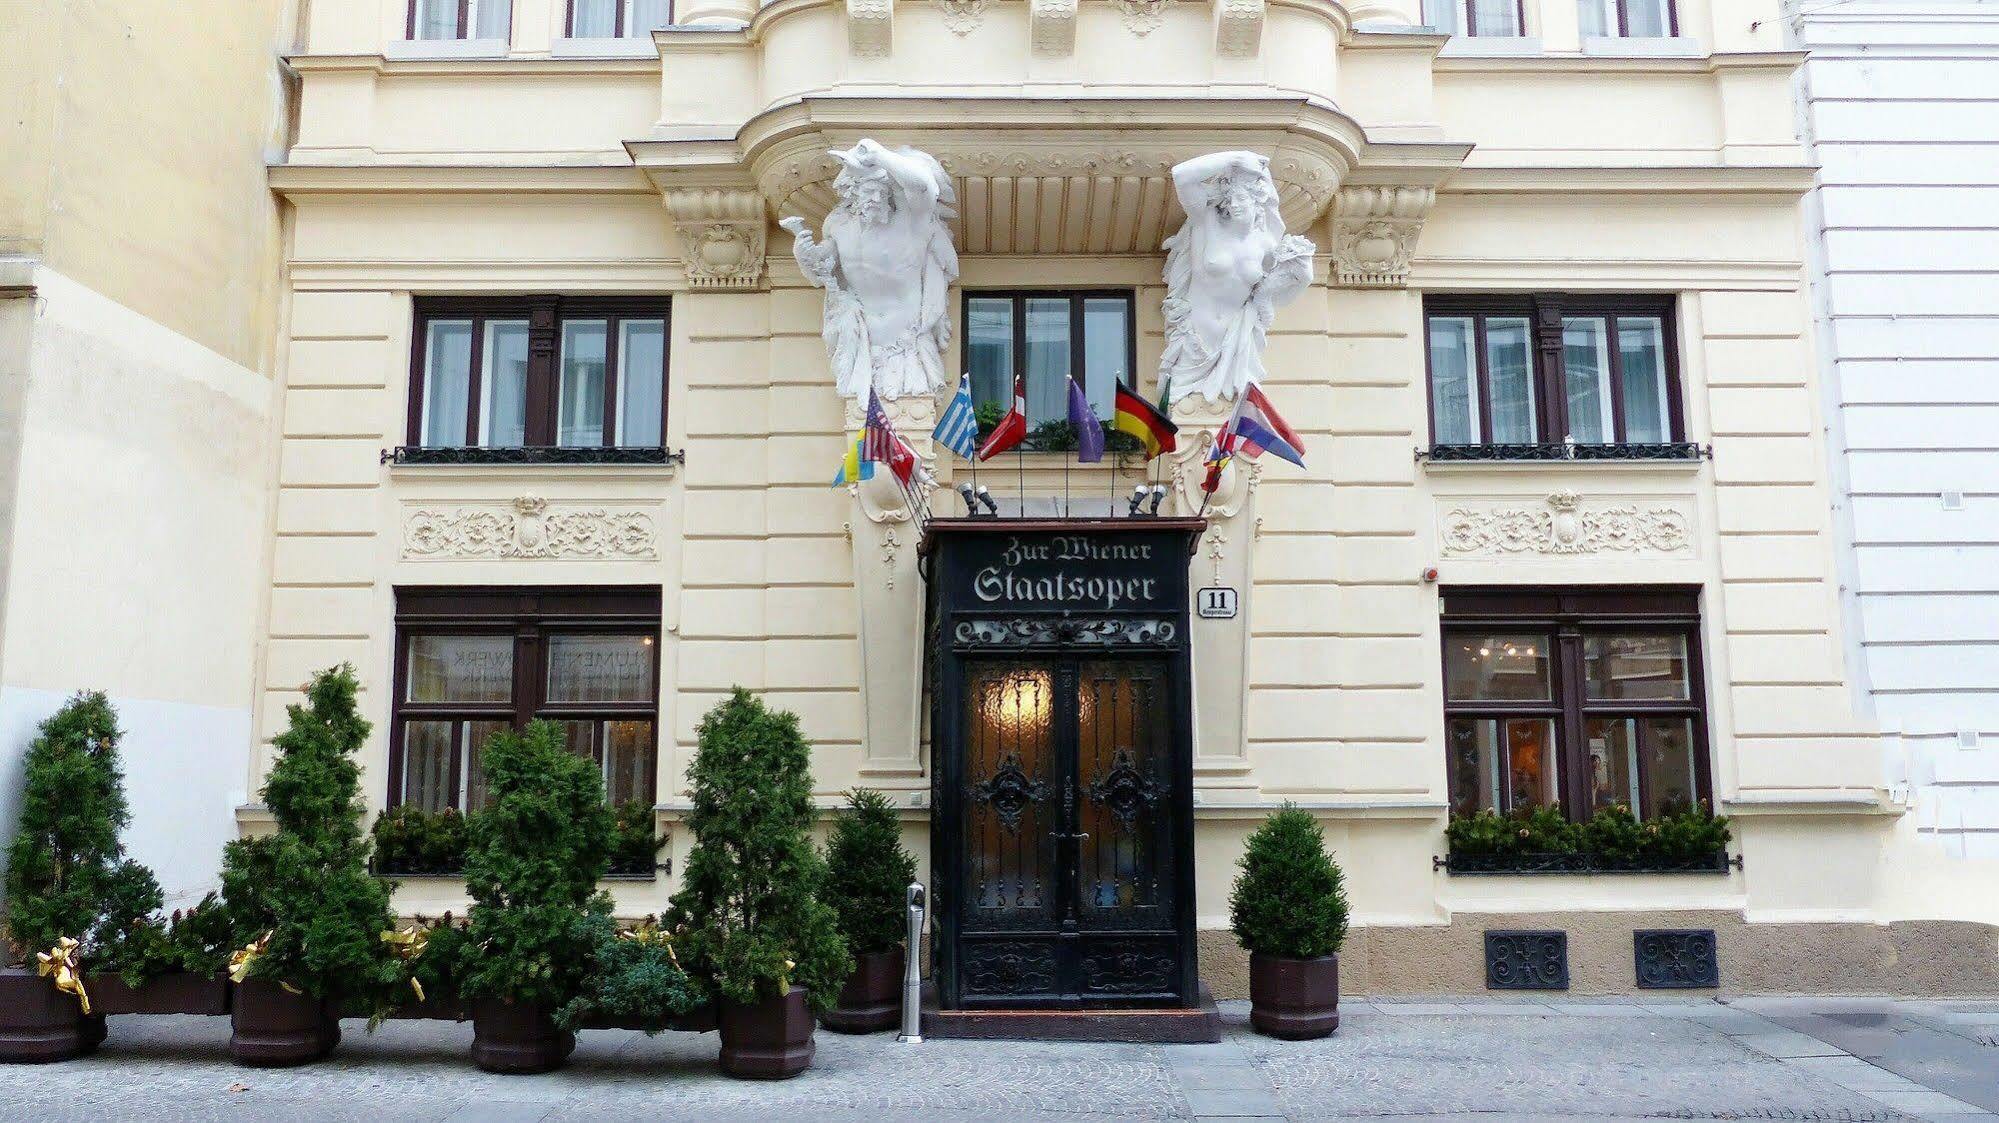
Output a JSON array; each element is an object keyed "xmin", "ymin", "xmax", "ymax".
[{"xmin": 919, "ymin": 983, "xmax": 1222, "ymax": 1043}]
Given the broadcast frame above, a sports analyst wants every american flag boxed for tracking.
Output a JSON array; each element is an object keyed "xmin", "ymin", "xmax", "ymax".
[{"xmin": 862, "ymin": 388, "xmax": 895, "ymax": 465}]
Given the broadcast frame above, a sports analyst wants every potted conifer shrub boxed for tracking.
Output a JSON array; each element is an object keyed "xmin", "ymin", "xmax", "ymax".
[
  {"xmin": 670, "ymin": 689, "xmax": 850, "ymax": 1079},
  {"xmin": 454, "ymin": 720, "xmax": 615, "ymax": 1074},
  {"xmin": 219, "ymin": 666, "xmax": 403, "ymax": 1066},
  {"xmin": 1, "ymin": 693, "xmax": 160, "ymax": 1061},
  {"xmin": 85, "ymin": 891, "xmax": 234, "ymax": 1017},
  {"xmin": 818, "ymin": 788, "xmax": 915, "ymax": 1033},
  {"xmin": 1230, "ymin": 805, "xmax": 1349, "ymax": 1040}
]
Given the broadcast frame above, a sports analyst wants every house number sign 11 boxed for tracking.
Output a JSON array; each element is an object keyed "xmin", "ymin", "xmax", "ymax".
[{"xmin": 1197, "ymin": 587, "xmax": 1238, "ymax": 620}]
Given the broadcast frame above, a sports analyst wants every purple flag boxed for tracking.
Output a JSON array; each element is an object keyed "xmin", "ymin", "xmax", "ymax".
[{"xmin": 1067, "ymin": 375, "xmax": 1104, "ymax": 464}]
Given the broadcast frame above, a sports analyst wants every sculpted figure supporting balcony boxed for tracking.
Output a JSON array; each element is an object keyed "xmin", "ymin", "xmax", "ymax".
[{"xmin": 781, "ymin": 139, "xmax": 961, "ymax": 401}]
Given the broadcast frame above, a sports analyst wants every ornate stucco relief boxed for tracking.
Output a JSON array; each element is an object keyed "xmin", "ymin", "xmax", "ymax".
[
  {"xmin": 1330, "ymin": 185, "xmax": 1435, "ymax": 288},
  {"xmin": 664, "ymin": 188, "xmax": 767, "ymax": 291},
  {"xmin": 1114, "ymin": 0, "xmax": 1170, "ymax": 34},
  {"xmin": 1031, "ymin": 0, "xmax": 1080, "ymax": 54},
  {"xmin": 847, "ymin": 0, "xmax": 893, "ymax": 57},
  {"xmin": 1438, "ymin": 491, "xmax": 1694, "ymax": 558},
  {"xmin": 403, "ymin": 496, "xmax": 658, "ymax": 561},
  {"xmin": 937, "ymin": 0, "xmax": 989, "ymax": 34},
  {"xmin": 1213, "ymin": 0, "xmax": 1264, "ymax": 57}
]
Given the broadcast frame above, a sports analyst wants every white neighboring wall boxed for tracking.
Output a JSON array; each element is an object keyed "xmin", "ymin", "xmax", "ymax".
[
  {"xmin": 1794, "ymin": 1, "xmax": 1999, "ymax": 857},
  {"xmin": 0, "ymin": 265, "xmax": 271, "ymax": 904}
]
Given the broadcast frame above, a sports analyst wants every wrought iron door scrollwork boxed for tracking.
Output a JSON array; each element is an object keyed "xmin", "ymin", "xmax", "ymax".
[
  {"xmin": 1078, "ymin": 940, "xmax": 1178, "ymax": 994},
  {"xmin": 954, "ymin": 617, "xmax": 1178, "ymax": 648},
  {"xmin": 961, "ymin": 942, "xmax": 1057, "ymax": 996},
  {"xmin": 969, "ymin": 751, "xmax": 1048, "ymax": 833},
  {"xmin": 1087, "ymin": 748, "xmax": 1163, "ymax": 830}
]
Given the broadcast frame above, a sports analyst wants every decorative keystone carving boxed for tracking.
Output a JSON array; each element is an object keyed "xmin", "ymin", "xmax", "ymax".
[
  {"xmin": 1114, "ymin": 0, "xmax": 1170, "ymax": 34},
  {"xmin": 1439, "ymin": 491, "xmax": 1694, "ymax": 558},
  {"xmin": 1213, "ymin": 0, "xmax": 1263, "ymax": 57},
  {"xmin": 404, "ymin": 496, "xmax": 658, "ymax": 560},
  {"xmin": 664, "ymin": 188, "xmax": 768, "ymax": 291},
  {"xmin": 1031, "ymin": 0, "xmax": 1079, "ymax": 54},
  {"xmin": 1330, "ymin": 185, "xmax": 1434, "ymax": 288},
  {"xmin": 937, "ymin": 0, "xmax": 989, "ymax": 34},
  {"xmin": 848, "ymin": 0, "xmax": 893, "ymax": 56}
]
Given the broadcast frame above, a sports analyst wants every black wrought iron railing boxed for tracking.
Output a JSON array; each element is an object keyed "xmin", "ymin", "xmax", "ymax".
[
  {"xmin": 1421, "ymin": 442, "xmax": 1707, "ymax": 463},
  {"xmin": 381, "ymin": 446, "xmax": 684, "ymax": 467}
]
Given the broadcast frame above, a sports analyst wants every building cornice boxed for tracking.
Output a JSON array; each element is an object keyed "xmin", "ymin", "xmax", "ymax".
[
  {"xmin": 1442, "ymin": 164, "xmax": 1817, "ymax": 196},
  {"xmin": 284, "ymin": 52, "xmax": 660, "ymax": 76},
  {"xmin": 269, "ymin": 163, "xmax": 656, "ymax": 198},
  {"xmin": 1435, "ymin": 48, "xmax": 1807, "ymax": 76}
]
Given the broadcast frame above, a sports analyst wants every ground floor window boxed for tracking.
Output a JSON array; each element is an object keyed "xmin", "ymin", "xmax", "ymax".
[
  {"xmin": 1441, "ymin": 587, "xmax": 1710, "ymax": 821},
  {"xmin": 390, "ymin": 586, "xmax": 661, "ymax": 812}
]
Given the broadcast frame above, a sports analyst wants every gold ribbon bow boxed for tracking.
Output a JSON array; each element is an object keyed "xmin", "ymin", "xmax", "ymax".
[
  {"xmin": 228, "ymin": 931, "xmax": 273, "ymax": 985},
  {"xmin": 380, "ymin": 925, "xmax": 431, "ymax": 1002},
  {"xmin": 617, "ymin": 919, "xmax": 682, "ymax": 970},
  {"xmin": 36, "ymin": 937, "xmax": 90, "ymax": 1015}
]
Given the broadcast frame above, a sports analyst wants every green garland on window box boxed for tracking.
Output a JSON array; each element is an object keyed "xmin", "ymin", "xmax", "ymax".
[{"xmin": 1443, "ymin": 803, "xmax": 1732, "ymax": 874}]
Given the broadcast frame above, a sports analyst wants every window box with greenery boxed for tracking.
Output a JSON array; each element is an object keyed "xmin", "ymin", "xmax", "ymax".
[
  {"xmin": 1443, "ymin": 803, "xmax": 1732, "ymax": 874},
  {"xmin": 220, "ymin": 666, "xmax": 406, "ymax": 1067},
  {"xmin": 1423, "ymin": 294, "xmax": 1699, "ymax": 463},
  {"xmin": 818, "ymin": 789, "xmax": 917, "ymax": 1034},
  {"xmin": 669, "ymin": 689, "xmax": 850, "ymax": 1079},
  {"xmin": 1230, "ymin": 807, "xmax": 1348, "ymax": 1041}
]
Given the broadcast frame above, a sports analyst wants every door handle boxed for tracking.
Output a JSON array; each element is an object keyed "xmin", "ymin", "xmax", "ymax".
[{"xmin": 1053, "ymin": 831, "xmax": 1090, "ymax": 842}]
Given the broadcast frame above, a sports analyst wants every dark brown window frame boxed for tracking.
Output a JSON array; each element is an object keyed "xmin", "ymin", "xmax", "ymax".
[
  {"xmin": 1428, "ymin": 0, "xmax": 1528, "ymax": 36},
  {"xmin": 564, "ymin": 0, "xmax": 676, "ymax": 37},
  {"xmin": 960, "ymin": 289, "xmax": 1138, "ymax": 433},
  {"xmin": 405, "ymin": 0, "xmax": 509, "ymax": 39},
  {"xmin": 1423, "ymin": 292, "xmax": 1686, "ymax": 448},
  {"xmin": 388, "ymin": 586, "xmax": 663, "ymax": 812},
  {"xmin": 1593, "ymin": 0, "xmax": 1680, "ymax": 37},
  {"xmin": 1440, "ymin": 586, "xmax": 1713, "ymax": 822},
  {"xmin": 406, "ymin": 295, "xmax": 670, "ymax": 451}
]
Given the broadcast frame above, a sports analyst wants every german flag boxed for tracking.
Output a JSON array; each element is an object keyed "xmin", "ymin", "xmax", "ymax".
[{"xmin": 1113, "ymin": 384, "xmax": 1178, "ymax": 459}]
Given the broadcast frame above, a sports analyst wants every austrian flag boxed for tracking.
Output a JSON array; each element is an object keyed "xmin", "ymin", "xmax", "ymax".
[{"xmin": 976, "ymin": 373, "xmax": 1029, "ymax": 461}]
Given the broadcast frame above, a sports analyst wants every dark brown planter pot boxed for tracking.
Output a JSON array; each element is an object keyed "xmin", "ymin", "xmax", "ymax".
[
  {"xmin": 0, "ymin": 966, "xmax": 91, "ymax": 1063},
  {"xmin": 1248, "ymin": 952, "xmax": 1340, "ymax": 1040},
  {"xmin": 470, "ymin": 998, "xmax": 576, "ymax": 1075},
  {"xmin": 819, "ymin": 947, "xmax": 902, "ymax": 1034},
  {"xmin": 86, "ymin": 972, "xmax": 230, "ymax": 1016},
  {"xmin": 718, "ymin": 987, "xmax": 815, "ymax": 1079},
  {"xmin": 230, "ymin": 978, "xmax": 339, "ymax": 1066}
]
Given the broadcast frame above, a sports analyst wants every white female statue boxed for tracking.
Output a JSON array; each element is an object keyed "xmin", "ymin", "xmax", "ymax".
[
  {"xmin": 781, "ymin": 140, "xmax": 960, "ymax": 400},
  {"xmin": 1157, "ymin": 151, "xmax": 1316, "ymax": 404}
]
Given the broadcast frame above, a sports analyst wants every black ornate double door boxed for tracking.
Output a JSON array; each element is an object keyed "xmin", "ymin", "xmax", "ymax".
[{"xmin": 955, "ymin": 657, "xmax": 1189, "ymax": 1008}]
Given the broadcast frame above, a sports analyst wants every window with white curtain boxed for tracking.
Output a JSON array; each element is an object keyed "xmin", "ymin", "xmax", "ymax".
[
  {"xmin": 569, "ymin": 0, "xmax": 674, "ymax": 36},
  {"xmin": 1579, "ymin": 0, "xmax": 1676, "ymax": 37},
  {"xmin": 409, "ymin": 0, "xmax": 513, "ymax": 40},
  {"xmin": 1423, "ymin": 0, "xmax": 1525, "ymax": 36}
]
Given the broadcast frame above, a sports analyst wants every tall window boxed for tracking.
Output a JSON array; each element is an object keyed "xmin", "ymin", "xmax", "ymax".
[
  {"xmin": 1579, "ymin": 0, "xmax": 1676, "ymax": 37},
  {"xmin": 1425, "ymin": 294, "xmax": 1682, "ymax": 449},
  {"xmin": 391, "ymin": 587, "xmax": 661, "ymax": 812},
  {"xmin": 964, "ymin": 291, "xmax": 1134, "ymax": 440},
  {"xmin": 568, "ymin": 0, "xmax": 673, "ymax": 36},
  {"xmin": 409, "ymin": 0, "xmax": 513, "ymax": 40},
  {"xmin": 1423, "ymin": 0, "xmax": 1525, "ymax": 35},
  {"xmin": 1442, "ymin": 588, "xmax": 1710, "ymax": 822},
  {"xmin": 410, "ymin": 297, "xmax": 668, "ymax": 450}
]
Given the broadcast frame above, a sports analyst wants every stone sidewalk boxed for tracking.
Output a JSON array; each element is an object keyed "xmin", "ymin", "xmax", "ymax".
[{"xmin": 4, "ymin": 996, "xmax": 1996, "ymax": 1121}]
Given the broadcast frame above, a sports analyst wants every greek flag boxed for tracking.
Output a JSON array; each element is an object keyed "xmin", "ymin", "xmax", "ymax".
[{"xmin": 932, "ymin": 375, "xmax": 979, "ymax": 462}]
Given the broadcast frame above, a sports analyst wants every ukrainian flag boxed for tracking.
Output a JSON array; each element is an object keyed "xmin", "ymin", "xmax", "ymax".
[{"xmin": 830, "ymin": 432, "xmax": 875, "ymax": 486}]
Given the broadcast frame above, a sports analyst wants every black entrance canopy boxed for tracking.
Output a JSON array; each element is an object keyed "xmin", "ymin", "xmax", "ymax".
[{"xmin": 918, "ymin": 518, "xmax": 1208, "ymax": 1032}]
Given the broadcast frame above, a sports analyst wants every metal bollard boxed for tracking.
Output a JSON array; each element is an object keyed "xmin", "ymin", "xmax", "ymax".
[{"xmin": 897, "ymin": 881, "xmax": 926, "ymax": 1043}]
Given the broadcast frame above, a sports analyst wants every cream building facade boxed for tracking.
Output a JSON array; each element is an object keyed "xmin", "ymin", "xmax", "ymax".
[
  {"xmin": 0, "ymin": 1, "xmax": 295, "ymax": 905},
  {"xmin": 7, "ymin": 0, "xmax": 1995, "ymax": 999}
]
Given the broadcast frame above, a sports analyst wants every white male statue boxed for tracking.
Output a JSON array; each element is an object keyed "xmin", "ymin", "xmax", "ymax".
[
  {"xmin": 781, "ymin": 140, "xmax": 960, "ymax": 400},
  {"xmin": 1158, "ymin": 151, "xmax": 1316, "ymax": 404}
]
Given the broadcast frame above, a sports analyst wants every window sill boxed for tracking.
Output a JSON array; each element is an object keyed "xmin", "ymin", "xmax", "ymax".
[
  {"xmin": 1436, "ymin": 850, "xmax": 1737, "ymax": 875},
  {"xmin": 1580, "ymin": 35, "xmax": 1703, "ymax": 58},
  {"xmin": 384, "ymin": 38, "xmax": 512, "ymax": 61},
  {"xmin": 550, "ymin": 37, "xmax": 659, "ymax": 59},
  {"xmin": 1438, "ymin": 36, "xmax": 1544, "ymax": 58}
]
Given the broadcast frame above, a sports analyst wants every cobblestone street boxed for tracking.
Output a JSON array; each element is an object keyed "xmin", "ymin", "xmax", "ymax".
[{"xmin": 5, "ymin": 997, "xmax": 1996, "ymax": 1122}]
